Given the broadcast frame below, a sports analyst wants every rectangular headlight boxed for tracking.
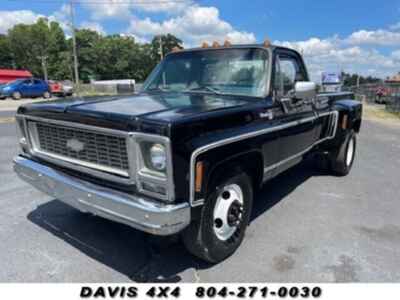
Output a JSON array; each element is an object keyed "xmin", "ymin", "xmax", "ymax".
[{"xmin": 139, "ymin": 142, "xmax": 167, "ymax": 176}]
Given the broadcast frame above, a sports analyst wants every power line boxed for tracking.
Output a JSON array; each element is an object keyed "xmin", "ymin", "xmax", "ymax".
[
  {"xmin": 6, "ymin": 0, "xmax": 194, "ymax": 4},
  {"xmin": 69, "ymin": 0, "xmax": 80, "ymax": 94}
]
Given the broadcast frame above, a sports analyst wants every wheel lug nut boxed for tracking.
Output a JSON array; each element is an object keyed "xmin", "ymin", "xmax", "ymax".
[{"xmin": 222, "ymin": 191, "xmax": 230, "ymax": 200}]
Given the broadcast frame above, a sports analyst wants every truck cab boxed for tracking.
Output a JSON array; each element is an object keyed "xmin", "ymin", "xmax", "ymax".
[{"xmin": 14, "ymin": 42, "xmax": 362, "ymax": 263}]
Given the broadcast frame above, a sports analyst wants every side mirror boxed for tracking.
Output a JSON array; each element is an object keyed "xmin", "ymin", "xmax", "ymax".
[{"xmin": 294, "ymin": 81, "xmax": 317, "ymax": 100}]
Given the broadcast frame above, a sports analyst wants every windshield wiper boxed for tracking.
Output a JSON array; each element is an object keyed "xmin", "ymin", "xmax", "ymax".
[
  {"xmin": 184, "ymin": 86, "xmax": 225, "ymax": 95},
  {"xmin": 146, "ymin": 86, "xmax": 171, "ymax": 93}
]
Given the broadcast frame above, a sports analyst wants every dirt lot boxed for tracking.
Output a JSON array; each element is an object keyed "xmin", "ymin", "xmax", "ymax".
[{"xmin": 0, "ymin": 103, "xmax": 399, "ymax": 282}]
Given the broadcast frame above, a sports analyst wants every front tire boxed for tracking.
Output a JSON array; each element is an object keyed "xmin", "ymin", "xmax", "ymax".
[
  {"xmin": 182, "ymin": 171, "xmax": 253, "ymax": 263},
  {"xmin": 329, "ymin": 130, "xmax": 357, "ymax": 176},
  {"xmin": 12, "ymin": 91, "xmax": 21, "ymax": 100}
]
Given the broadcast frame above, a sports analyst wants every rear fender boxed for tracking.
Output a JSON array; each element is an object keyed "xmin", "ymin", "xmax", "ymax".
[
  {"xmin": 333, "ymin": 99, "xmax": 362, "ymax": 132},
  {"xmin": 330, "ymin": 99, "xmax": 362, "ymax": 146}
]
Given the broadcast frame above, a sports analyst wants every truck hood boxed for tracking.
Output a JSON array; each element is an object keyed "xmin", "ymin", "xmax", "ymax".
[{"xmin": 18, "ymin": 92, "xmax": 253, "ymax": 132}]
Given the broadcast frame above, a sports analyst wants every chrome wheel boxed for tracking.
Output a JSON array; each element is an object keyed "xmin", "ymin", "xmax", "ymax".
[
  {"xmin": 213, "ymin": 184, "xmax": 244, "ymax": 241},
  {"xmin": 346, "ymin": 137, "xmax": 354, "ymax": 167}
]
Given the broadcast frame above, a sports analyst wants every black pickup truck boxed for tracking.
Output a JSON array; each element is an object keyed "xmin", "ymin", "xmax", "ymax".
[{"xmin": 14, "ymin": 43, "xmax": 362, "ymax": 263}]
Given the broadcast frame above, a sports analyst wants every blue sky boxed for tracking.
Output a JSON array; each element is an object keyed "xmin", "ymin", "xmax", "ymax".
[{"xmin": 1, "ymin": 0, "xmax": 400, "ymax": 81}]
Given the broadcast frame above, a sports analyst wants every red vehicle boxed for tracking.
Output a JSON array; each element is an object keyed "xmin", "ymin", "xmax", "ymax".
[
  {"xmin": 48, "ymin": 80, "xmax": 62, "ymax": 95},
  {"xmin": 375, "ymin": 86, "xmax": 390, "ymax": 104},
  {"xmin": 48, "ymin": 80, "xmax": 74, "ymax": 97}
]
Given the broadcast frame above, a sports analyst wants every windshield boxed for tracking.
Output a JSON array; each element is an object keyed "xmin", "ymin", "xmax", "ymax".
[
  {"xmin": 143, "ymin": 48, "xmax": 269, "ymax": 98},
  {"xmin": 4, "ymin": 79, "xmax": 24, "ymax": 87}
]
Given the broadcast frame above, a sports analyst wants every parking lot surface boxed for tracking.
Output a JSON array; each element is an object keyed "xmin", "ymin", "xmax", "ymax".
[{"xmin": 0, "ymin": 116, "xmax": 399, "ymax": 282}]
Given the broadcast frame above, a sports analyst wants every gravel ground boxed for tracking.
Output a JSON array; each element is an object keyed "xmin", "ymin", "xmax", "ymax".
[{"xmin": 0, "ymin": 117, "xmax": 399, "ymax": 283}]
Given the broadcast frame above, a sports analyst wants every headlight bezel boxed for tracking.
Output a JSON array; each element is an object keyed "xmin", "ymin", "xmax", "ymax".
[
  {"xmin": 135, "ymin": 133, "xmax": 174, "ymax": 202},
  {"xmin": 16, "ymin": 115, "xmax": 29, "ymax": 152}
]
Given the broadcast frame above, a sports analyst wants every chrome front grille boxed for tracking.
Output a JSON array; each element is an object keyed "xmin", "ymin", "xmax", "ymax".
[{"xmin": 30, "ymin": 121, "xmax": 130, "ymax": 177}]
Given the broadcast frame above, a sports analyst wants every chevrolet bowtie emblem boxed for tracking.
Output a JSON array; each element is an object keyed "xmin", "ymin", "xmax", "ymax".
[{"xmin": 66, "ymin": 138, "xmax": 85, "ymax": 152}]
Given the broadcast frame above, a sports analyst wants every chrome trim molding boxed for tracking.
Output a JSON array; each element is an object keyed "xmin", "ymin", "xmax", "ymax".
[
  {"xmin": 13, "ymin": 156, "xmax": 188, "ymax": 235},
  {"xmin": 28, "ymin": 121, "xmax": 130, "ymax": 177},
  {"xmin": 25, "ymin": 117, "xmax": 135, "ymax": 185},
  {"xmin": 262, "ymin": 111, "xmax": 338, "ymax": 177},
  {"xmin": 190, "ymin": 111, "xmax": 339, "ymax": 207},
  {"xmin": 19, "ymin": 115, "xmax": 131, "ymax": 137},
  {"xmin": 17, "ymin": 115, "xmax": 175, "ymax": 202}
]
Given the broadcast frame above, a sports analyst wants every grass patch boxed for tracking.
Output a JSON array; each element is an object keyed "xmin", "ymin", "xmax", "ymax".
[{"xmin": 363, "ymin": 103, "xmax": 400, "ymax": 122}]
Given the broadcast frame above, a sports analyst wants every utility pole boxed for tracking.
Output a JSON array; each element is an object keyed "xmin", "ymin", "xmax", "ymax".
[
  {"xmin": 40, "ymin": 55, "xmax": 48, "ymax": 82},
  {"xmin": 69, "ymin": 0, "xmax": 80, "ymax": 95}
]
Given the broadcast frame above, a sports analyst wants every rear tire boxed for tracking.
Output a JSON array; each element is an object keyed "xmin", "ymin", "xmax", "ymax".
[
  {"xmin": 12, "ymin": 91, "xmax": 21, "ymax": 100},
  {"xmin": 182, "ymin": 171, "xmax": 253, "ymax": 263},
  {"xmin": 329, "ymin": 130, "xmax": 357, "ymax": 176}
]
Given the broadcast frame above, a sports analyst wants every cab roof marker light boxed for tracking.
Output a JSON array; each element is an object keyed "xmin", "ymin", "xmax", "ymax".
[
  {"xmin": 201, "ymin": 42, "xmax": 209, "ymax": 48},
  {"xmin": 223, "ymin": 40, "xmax": 232, "ymax": 47},
  {"xmin": 263, "ymin": 38, "xmax": 271, "ymax": 48},
  {"xmin": 212, "ymin": 41, "xmax": 220, "ymax": 48}
]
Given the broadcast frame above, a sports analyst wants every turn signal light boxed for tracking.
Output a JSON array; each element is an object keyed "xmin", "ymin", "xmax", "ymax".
[
  {"xmin": 195, "ymin": 161, "xmax": 204, "ymax": 193},
  {"xmin": 342, "ymin": 115, "xmax": 348, "ymax": 129}
]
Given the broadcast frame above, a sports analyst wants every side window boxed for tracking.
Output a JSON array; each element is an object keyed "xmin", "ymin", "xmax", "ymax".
[
  {"xmin": 33, "ymin": 79, "xmax": 42, "ymax": 85},
  {"xmin": 274, "ymin": 55, "xmax": 305, "ymax": 97}
]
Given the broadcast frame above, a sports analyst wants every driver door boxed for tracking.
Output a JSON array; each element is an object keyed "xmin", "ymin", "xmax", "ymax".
[
  {"xmin": 273, "ymin": 50, "xmax": 317, "ymax": 162},
  {"xmin": 20, "ymin": 79, "xmax": 34, "ymax": 96}
]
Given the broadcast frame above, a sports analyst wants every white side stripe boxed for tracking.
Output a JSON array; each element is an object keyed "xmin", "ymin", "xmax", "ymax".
[{"xmin": 190, "ymin": 111, "xmax": 338, "ymax": 207}]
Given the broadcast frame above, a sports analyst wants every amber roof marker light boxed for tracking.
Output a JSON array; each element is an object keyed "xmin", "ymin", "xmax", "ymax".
[
  {"xmin": 212, "ymin": 41, "xmax": 221, "ymax": 48},
  {"xmin": 201, "ymin": 42, "xmax": 209, "ymax": 48},
  {"xmin": 171, "ymin": 46, "xmax": 182, "ymax": 53},
  {"xmin": 263, "ymin": 38, "xmax": 271, "ymax": 48},
  {"xmin": 223, "ymin": 40, "xmax": 232, "ymax": 47}
]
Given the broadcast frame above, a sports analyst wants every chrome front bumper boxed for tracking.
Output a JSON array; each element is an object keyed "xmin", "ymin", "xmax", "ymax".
[{"xmin": 13, "ymin": 156, "xmax": 191, "ymax": 236}]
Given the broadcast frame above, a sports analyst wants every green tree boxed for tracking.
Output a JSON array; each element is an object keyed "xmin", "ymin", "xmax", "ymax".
[
  {"xmin": 8, "ymin": 24, "xmax": 38, "ymax": 73},
  {"xmin": 47, "ymin": 21, "xmax": 69, "ymax": 80},
  {"xmin": 6, "ymin": 18, "xmax": 182, "ymax": 84},
  {"xmin": 30, "ymin": 18, "xmax": 51, "ymax": 80},
  {"xmin": 151, "ymin": 34, "xmax": 183, "ymax": 61},
  {"xmin": 75, "ymin": 29, "xmax": 102, "ymax": 82},
  {"xmin": 0, "ymin": 34, "xmax": 14, "ymax": 68},
  {"xmin": 7, "ymin": 18, "xmax": 70, "ymax": 80},
  {"xmin": 342, "ymin": 72, "xmax": 382, "ymax": 86}
]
